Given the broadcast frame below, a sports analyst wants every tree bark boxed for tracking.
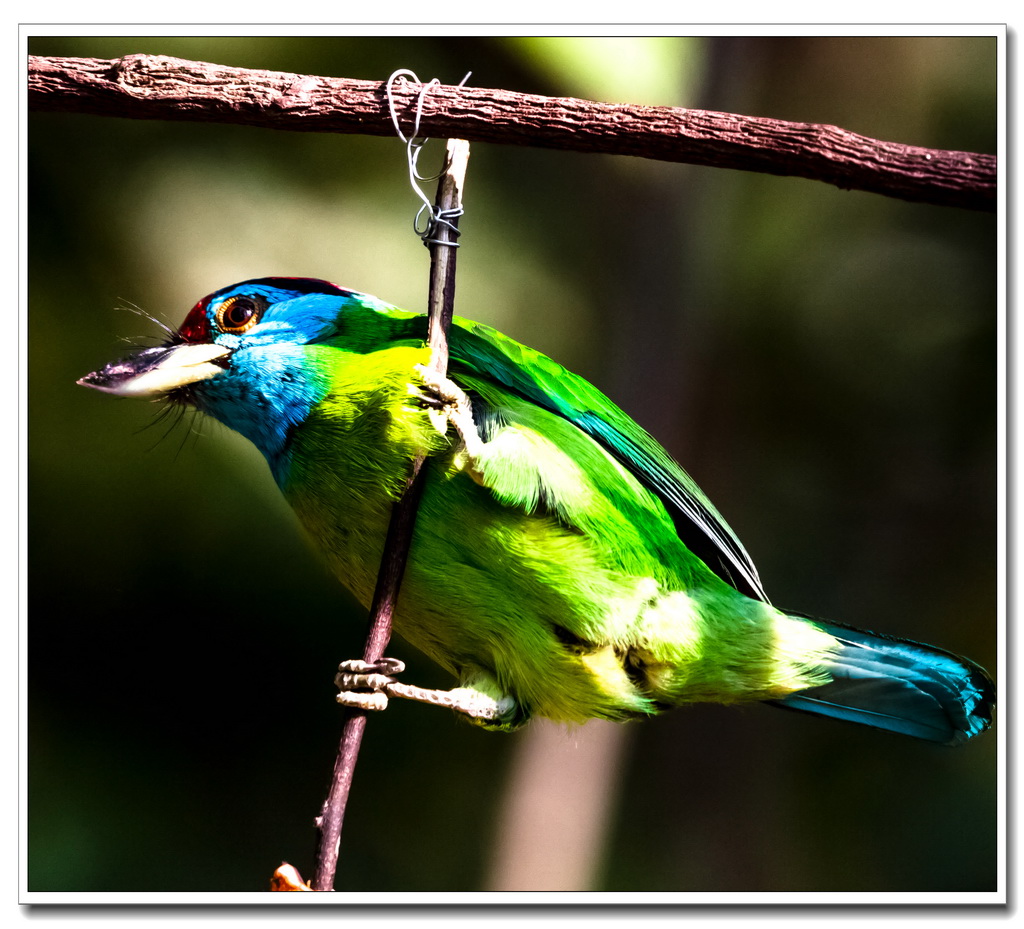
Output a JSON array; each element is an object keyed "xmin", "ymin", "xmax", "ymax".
[{"xmin": 28, "ymin": 54, "xmax": 995, "ymax": 211}]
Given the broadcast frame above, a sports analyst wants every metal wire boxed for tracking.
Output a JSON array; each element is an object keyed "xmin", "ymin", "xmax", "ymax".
[{"xmin": 386, "ymin": 69, "xmax": 470, "ymax": 248}]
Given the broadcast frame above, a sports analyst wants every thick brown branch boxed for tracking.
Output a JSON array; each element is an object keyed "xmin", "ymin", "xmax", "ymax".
[{"xmin": 28, "ymin": 53, "xmax": 995, "ymax": 211}]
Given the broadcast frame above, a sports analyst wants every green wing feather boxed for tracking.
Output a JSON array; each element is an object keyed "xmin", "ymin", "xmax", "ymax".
[{"xmin": 444, "ymin": 318, "xmax": 770, "ymax": 603}]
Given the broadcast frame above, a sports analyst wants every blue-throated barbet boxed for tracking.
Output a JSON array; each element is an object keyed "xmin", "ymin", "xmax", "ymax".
[{"xmin": 78, "ymin": 277, "xmax": 994, "ymax": 743}]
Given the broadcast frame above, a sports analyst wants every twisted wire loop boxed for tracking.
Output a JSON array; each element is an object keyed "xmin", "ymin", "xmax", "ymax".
[{"xmin": 386, "ymin": 68, "xmax": 470, "ymax": 248}]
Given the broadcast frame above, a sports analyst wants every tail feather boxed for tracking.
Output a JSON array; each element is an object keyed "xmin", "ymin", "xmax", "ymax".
[{"xmin": 774, "ymin": 620, "xmax": 995, "ymax": 746}]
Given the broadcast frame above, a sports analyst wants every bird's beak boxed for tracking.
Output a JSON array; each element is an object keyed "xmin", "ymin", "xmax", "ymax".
[{"xmin": 77, "ymin": 342, "xmax": 232, "ymax": 398}]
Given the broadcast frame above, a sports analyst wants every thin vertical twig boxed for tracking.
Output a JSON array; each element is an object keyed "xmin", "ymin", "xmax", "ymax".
[
  {"xmin": 308, "ymin": 138, "xmax": 470, "ymax": 893},
  {"xmin": 423, "ymin": 140, "xmax": 469, "ymax": 372}
]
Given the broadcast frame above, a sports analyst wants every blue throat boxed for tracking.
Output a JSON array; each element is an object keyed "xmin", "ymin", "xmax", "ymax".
[{"xmin": 193, "ymin": 341, "xmax": 331, "ymax": 484}]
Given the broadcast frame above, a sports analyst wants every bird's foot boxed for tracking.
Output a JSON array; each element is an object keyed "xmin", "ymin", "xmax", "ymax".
[
  {"xmin": 335, "ymin": 657, "xmax": 406, "ymax": 711},
  {"xmin": 335, "ymin": 657, "xmax": 521, "ymax": 727},
  {"xmin": 411, "ymin": 364, "xmax": 485, "ymax": 460}
]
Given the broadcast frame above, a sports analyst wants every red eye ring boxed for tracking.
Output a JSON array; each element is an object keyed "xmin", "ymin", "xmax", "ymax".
[{"xmin": 216, "ymin": 295, "xmax": 263, "ymax": 334}]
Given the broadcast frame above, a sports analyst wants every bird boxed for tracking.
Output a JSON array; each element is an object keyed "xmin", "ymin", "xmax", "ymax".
[{"xmin": 78, "ymin": 276, "xmax": 994, "ymax": 745}]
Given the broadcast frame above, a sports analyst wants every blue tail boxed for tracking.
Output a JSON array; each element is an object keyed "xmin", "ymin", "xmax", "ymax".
[{"xmin": 774, "ymin": 620, "xmax": 995, "ymax": 746}]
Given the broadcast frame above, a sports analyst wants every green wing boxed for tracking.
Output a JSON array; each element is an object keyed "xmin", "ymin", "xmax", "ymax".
[{"xmin": 446, "ymin": 318, "xmax": 769, "ymax": 602}]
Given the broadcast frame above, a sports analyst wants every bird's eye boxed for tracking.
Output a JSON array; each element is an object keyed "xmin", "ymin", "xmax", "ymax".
[{"xmin": 216, "ymin": 295, "xmax": 264, "ymax": 334}]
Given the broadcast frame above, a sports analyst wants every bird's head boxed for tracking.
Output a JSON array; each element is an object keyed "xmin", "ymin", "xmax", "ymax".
[{"xmin": 78, "ymin": 277, "xmax": 397, "ymax": 465}]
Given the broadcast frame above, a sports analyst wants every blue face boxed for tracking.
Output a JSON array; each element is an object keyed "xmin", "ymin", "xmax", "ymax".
[{"xmin": 173, "ymin": 278, "xmax": 374, "ymax": 476}]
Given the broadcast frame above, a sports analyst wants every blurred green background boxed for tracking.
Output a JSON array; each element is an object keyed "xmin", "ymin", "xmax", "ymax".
[{"xmin": 28, "ymin": 35, "xmax": 998, "ymax": 894}]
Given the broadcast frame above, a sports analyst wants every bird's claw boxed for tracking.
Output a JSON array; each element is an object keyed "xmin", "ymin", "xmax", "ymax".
[
  {"xmin": 335, "ymin": 657, "xmax": 406, "ymax": 711},
  {"xmin": 410, "ymin": 365, "xmax": 484, "ymax": 458},
  {"xmin": 334, "ymin": 658, "xmax": 526, "ymax": 727}
]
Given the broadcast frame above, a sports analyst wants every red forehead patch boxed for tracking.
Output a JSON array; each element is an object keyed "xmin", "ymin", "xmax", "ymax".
[{"xmin": 177, "ymin": 296, "xmax": 213, "ymax": 343}]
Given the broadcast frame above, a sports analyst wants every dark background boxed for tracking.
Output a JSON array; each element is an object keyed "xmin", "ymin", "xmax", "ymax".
[{"xmin": 28, "ymin": 35, "xmax": 998, "ymax": 893}]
